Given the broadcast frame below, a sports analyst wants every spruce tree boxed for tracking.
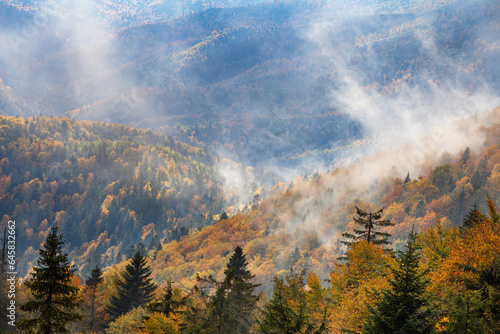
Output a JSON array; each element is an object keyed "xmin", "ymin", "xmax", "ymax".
[
  {"xmin": 224, "ymin": 246, "xmax": 260, "ymax": 333},
  {"xmin": 18, "ymin": 224, "xmax": 82, "ymax": 333},
  {"xmin": 460, "ymin": 203, "xmax": 486, "ymax": 234},
  {"xmin": 198, "ymin": 246, "xmax": 259, "ymax": 333},
  {"xmin": 341, "ymin": 206, "xmax": 394, "ymax": 247},
  {"xmin": 258, "ymin": 272, "xmax": 327, "ymax": 334},
  {"xmin": 363, "ymin": 228, "xmax": 432, "ymax": 334},
  {"xmin": 147, "ymin": 281, "xmax": 187, "ymax": 318},
  {"xmin": 84, "ymin": 265, "xmax": 103, "ymax": 332},
  {"xmin": 487, "ymin": 195, "xmax": 500, "ymax": 225},
  {"xmin": 107, "ymin": 250, "xmax": 158, "ymax": 318}
]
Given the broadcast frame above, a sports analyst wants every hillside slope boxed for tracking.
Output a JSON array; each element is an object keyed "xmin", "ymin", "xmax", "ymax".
[
  {"xmin": 1, "ymin": 0, "xmax": 498, "ymax": 171},
  {"xmin": 146, "ymin": 107, "xmax": 500, "ymax": 293},
  {"xmin": 0, "ymin": 116, "xmax": 226, "ymax": 278}
]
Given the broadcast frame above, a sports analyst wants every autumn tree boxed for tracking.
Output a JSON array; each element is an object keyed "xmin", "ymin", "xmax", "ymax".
[
  {"xmin": 107, "ymin": 250, "xmax": 158, "ymax": 318},
  {"xmin": 18, "ymin": 224, "xmax": 82, "ymax": 333},
  {"xmin": 363, "ymin": 229, "xmax": 432, "ymax": 334},
  {"xmin": 341, "ymin": 206, "xmax": 394, "ymax": 248}
]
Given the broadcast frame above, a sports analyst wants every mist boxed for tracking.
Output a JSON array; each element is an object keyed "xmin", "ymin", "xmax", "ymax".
[{"xmin": 0, "ymin": 0, "xmax": 499, "ymax": 208}]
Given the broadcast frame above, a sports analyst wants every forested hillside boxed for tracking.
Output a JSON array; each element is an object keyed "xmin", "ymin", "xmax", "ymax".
[
  {"xmin": 1, "ymin": 0, "xmax": 498, "ymax": 170},
  {"xmin": 10, "ymin": 107, "xmax": 500, "ymax": 333},
  {"xmin": 2, "ymin": 0, "xmax": 500, "ymax": 332},
  {"xmin": 137, "ymin": 107, "xmax": 500, "ymax": 294},
  {"xmin": 0, "ymin": 115, "xmax": 226, "ymax": 278}
]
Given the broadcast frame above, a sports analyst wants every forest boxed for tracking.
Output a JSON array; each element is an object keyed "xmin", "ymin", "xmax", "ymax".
[
  {"xmin": 0, "ymin": 115, "xmax": 227, "ymax": 279},
  {"xmin": 0, "ymin": 107, "xmax": 497, "ymax": 332},
  {"xmin": 1, "ymin": 0, "xmax": 498, "ymax": 170},
  {"xmin": 0, "ymin": 0, "xmax": 500, "ymax": 332}
]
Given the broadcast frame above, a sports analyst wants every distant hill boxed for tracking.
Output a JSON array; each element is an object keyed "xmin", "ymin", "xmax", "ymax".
[
  {"xmin": 0, "ymin": 0, "xmax": 498, "ymax": 171},
  {"xmin": 0, "ymin": 115, "xmax": 226, "ymax": 278}
]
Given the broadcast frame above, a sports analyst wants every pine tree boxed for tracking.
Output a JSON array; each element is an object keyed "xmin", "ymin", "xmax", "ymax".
[
  {"xmin": 107, "ymin": 250, "xmax": 158, "ymax": 318},
  {"xmin": 199, "ymin": 246, "xmax": 259, "ymax": 334},
  {"xmin": 341, "ymin": 206, "xmax": 394, "ymax": 247},
  {"xmin": 147, "ymin": 281, "xmax": 187, "ymax": 318},
  {"xmin": 487, "ymin": 195, "xmax": 499, "ymax": 225},
  {"xmin": 460, "ymin": 203, "xmax": 487, "ymax": 234},
  {"xmin": 84, "ymin": 265, "xmax": 103, "ymax": 332},
  {"xmin": 258, "ymin": 270, "xmax": 327, "ymax": 334},
  {"xmin": 363, "ymin": 228, "xmax": 432, "ymax": 334},
  {"xmin": 459, "ymin": 147, "xmax": 471, "ymax": 165},
  {"xmin": 471, "ymin": 156, "xmax": 489, "ymax": 190},
  {"xmin": 224, "ymin": 246, "xmax": 260, "ymax": 333},
  {"xmin": 403, "ymin": 172, "xmax": 411, "ymax": 188},
  {"xmin": 18, "ymin": 224, "xmax": 82, "ymax": 333}
]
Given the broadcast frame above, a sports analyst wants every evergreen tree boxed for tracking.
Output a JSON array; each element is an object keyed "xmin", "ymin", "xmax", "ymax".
[
  {"xmin": 258, "ymin": 271, "xmax": 327, "ymax": 334},
  {"xmin": 471, "ymin": 156, "xmax": 489, "ymax": 190},
  {"xmin": 197, "ymin": 246, "xmax": 259, "ymax": 333},
  {"xmin": 107, "ymin": 250, "xmax": 158, "ymax": 318},
  {"xmin": 460, "ymin": 203, "xmax": 486, "ymax": 234},
  {"xmin": 84, "ymin": 265, "xmax": 103, "ymax": 332},
  {"xmin": 487, "ymin": 195, "xmax": 499, "ymax": 225},
  {"xmin": 286, "ymin": 247, "xmax": 301, "ymax": 269},
  {"xmin": 414, "ymin": 200, "xmax": 426, "ymax": 218},
  {"xmin": 341, "ymin": 206, "xmax": 394, "ymax": 247},
  {"xmin": 459, "ymin": 147, "xmax": 471, "ymax": 165},
  {"xmin": 363, "ymin": 228, "xmax": 432, "ymax": 334},
  {"xmin": 18, "ymin": 224, "xmax": 82, "ymax": 333},
  {"xmin": 403, "ymin": 172, "xmax": 411, "ymax": 188},
  {"xmin": 147, "ymin": 281, "xmax": 187, "ymax": 318},
  {"xmin": 224, "ymin": 246, "xmax": 260, "ymax": 333}
]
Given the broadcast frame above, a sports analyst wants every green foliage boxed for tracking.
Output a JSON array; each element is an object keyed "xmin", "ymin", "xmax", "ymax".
[
  {"xmin": 257, "ymin": 269, "xmax": 327, "ymax": 334},
  {"xmin": 363, "ymin": 229, "xmax": 432, "ymax": 334},
  {"xmin": 147, "ymin": 281, "xmax": 187, "ymax": 318},
  {"xmin": 84, "ymin": 265, "xmax": 104, "ymax": 332},
  {"xmin": 18, "ymin": 224, "xmax": 82, "ymax": 333},
  {"xmin": 487, "ymin": 195, "xmax": 499, "ymax": 226},
  {"xmin": 341, "ymin": 206, "xmax": 394, "ymax": 248},
  {"xmin": 461, "ymin": 203, "xmax": 487, "ymax": 234},
  {"xmin": 106, "ymin": 306, "xmax": 149, "ymax": 334},
  {"xmin": 107, "ymin": 250, "xmax": 158, "ymax": 318},
  {"xmin": 196, "ymin": 246, "xmax": 259, "ymax": 334}
]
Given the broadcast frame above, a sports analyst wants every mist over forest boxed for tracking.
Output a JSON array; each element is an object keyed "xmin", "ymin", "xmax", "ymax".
[{"xmin": 1, "ymin": 0, "xmax": 500, "ymax": 333}]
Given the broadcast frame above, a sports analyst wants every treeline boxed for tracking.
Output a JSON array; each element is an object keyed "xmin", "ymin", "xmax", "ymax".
[
  {"xmin": 0, "ymin": 116, "xmax": 225, "ymax": 278},
  {"xmin": 10, "ymin": 196, "xmax": 500, "ymax": 333}
]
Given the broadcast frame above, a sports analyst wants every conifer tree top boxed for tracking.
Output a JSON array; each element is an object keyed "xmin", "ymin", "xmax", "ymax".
[
  {"xmin": 18, "ymin": 223, "xmax": 82, "ymax": 333},
  {"xmin": 341, "ymin": 206, "xmax": 394, "ymax": 248}
]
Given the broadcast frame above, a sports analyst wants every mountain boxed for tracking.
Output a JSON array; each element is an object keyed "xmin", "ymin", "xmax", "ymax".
[
  {"xmin": 1, "ymin": 0, "xmax": 498, "ymax": 173},
  {"xmin": 127, "ymin": 106, "xmax": 500, "ymax": 294}
]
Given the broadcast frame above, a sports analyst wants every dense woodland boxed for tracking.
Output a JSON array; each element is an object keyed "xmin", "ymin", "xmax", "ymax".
[
  {"xmin": 0, "ymin": 115, "xmax": 226, "ymax": 278},
  {"xmin": 0, "ymin": 108, "xmax": 496, "ymax": 332},
  {"xmin": 1, "ymin": 0, "xmax": 500, "ymax": 332}
]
